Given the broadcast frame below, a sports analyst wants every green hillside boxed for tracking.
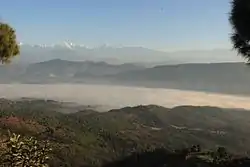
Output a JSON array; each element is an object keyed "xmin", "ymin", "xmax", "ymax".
[{"xmin": 0, "ymin": 99, "xmax": 250, "ymax": 166}]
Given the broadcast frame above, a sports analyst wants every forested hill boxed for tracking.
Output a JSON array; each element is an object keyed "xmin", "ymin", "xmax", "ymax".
[{"xmin": 0, "ymin": 99, "xmax": 250, "ymax": 166}]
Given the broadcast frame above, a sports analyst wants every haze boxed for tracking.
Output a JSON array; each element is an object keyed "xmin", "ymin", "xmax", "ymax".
[{"xmin": 1, "ymin": 84, "xmax": 250, "ymax": 111}]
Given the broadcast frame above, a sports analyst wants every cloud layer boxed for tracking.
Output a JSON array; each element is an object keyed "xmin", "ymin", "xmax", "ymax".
[{"xmin": 1, "ymin": 84, "xmax": 250, "ymax": 110}]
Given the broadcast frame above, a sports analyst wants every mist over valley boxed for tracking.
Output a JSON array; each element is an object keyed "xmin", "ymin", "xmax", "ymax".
[{"xmin": 1, "ymin": 84, "xmax": 250, "ymax": 111}]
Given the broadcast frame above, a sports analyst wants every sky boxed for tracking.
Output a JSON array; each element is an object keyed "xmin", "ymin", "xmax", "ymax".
[{"xmin": 0, "ymin": 0, "xmax": 232, "ymax": 51}]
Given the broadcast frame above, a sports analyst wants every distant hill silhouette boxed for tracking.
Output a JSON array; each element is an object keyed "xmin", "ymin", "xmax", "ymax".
[
  {"xmin": 1, "ymin": 60, "xmax": 250, "ymax": 95},
  {"xmin": 107, "ymin": 62, "xmax": 250, "ymax": 95},
  {"xmin": 16, "ymin": 44, "xmax": 241, "ymax": 65}
]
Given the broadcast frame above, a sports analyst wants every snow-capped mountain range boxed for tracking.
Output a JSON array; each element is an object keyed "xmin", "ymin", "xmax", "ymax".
[
  {"xmin": 19, "ymin": 42, "xmax": 87, "ymax": 49},
  {"xmin": 18, "ymin": 42, "xmax": 116, "ymax": 50},
  {"xmin": 15, "ymin": 42, "xmax": 242, "ymax": 66}
]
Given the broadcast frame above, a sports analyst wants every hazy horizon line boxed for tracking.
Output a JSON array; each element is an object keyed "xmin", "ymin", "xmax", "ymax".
[{"xmin": 18, "ymin": 42, "xmax": 234, "ymax": 53}]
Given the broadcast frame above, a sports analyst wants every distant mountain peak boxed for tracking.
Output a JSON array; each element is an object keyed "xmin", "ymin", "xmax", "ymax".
[
  {"xmin": 62, "ymin": 41, "xmax": 74, "ymax": 50},
  {"xmin": 18, "ymin": 42, "xmax": 90, "ymax": 50}
]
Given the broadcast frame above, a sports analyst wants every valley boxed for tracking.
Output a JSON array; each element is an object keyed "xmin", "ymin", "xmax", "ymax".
[
  {"xmin": 1, "ymin": 84, "xmax": 250, "ymax": 110},
  {"xmin": 1, "ymin": 59, "xmax": 250, "ymax": 96}
]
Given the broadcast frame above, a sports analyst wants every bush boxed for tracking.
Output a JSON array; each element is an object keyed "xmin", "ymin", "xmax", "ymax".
[{"xmin": 0, "ymin": 132, "xmax": 52, "ymax": 167}]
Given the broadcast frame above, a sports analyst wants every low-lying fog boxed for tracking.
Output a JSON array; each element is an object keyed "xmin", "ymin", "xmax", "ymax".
[{"xmin": 1, "ymin": 84, "xmax": 250, "ymax": 110}]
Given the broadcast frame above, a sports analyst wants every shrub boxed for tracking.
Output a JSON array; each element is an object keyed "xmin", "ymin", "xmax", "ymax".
[{"xmin": 0, "ymin": 132, "xmax": 52, "ymax": 167}]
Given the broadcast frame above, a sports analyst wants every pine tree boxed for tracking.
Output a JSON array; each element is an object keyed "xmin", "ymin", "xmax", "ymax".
[
  {"xmin": 0, "ymin": 22, "xmax": 20, "ymax": 64},
  {"xmin": 229, "ymin": 0, "xmax": 250, "ymax": 61}
]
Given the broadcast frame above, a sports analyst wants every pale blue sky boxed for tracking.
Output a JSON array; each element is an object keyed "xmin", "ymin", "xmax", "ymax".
[{"xmin": 0, "ymin": 0, "xmax": 231, "ymax": 51}]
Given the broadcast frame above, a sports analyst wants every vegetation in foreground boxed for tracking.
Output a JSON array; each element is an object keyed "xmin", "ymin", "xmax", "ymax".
[
  {"xmin": 0, "ymin": 132, "xmax": 51, "ymax": 167},
  {"xmin": 1, "ymin": 132, "xmax": 250, "ymax": 167},
  {"xmin": 0, "ymin": 99, "xmax": 250, "ymax": 166}
]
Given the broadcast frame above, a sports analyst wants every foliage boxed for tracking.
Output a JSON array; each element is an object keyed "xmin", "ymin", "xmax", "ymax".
[
  {"xmin": 102, "ymin": 146, "xmax": 250, "ymax": 167},
  {"xmin": 0, "ymin": 133, "xmax": 249, "ymax": 167},
  {"xmin": 0, "ymin": 132, "xmax": 52, "ymax": 167},
  {"xmin": 0, "ymin": 22, "xmax": 20, "ymax": 64},
  {"xmin": 229, "ymin": 0, "xmax": 250, "ymax": 61},
  {"xmin": 1, "ymin": 99, "xmax": 250, "ymax": 166}
]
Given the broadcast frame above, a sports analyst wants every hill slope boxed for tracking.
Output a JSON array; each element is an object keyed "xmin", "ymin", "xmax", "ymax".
[{"xmin": 0, "ymin": 99, "xmax": 250, "ymax": 166}]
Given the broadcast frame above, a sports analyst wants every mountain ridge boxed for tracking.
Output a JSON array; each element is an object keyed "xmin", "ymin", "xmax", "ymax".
[
  {"xmin": 14, "ymin": 44, "xmax": 242, "ymax": 65},
  {"xmin": 1, "ymin": 59, "xmax": 250, "ymax": 95}
]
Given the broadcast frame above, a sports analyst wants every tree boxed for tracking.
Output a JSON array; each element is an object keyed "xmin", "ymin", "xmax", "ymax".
[
  {"xmin": 229, "ymin": 0, "xmax": 250, "ymax": 62},
  {"xmin": 212, "ymin": 147, "xmax": 231, "ymax": 165},
  {"xmin": 0, "ymin": 22, "xmax": 20, "ymax": 64}
]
